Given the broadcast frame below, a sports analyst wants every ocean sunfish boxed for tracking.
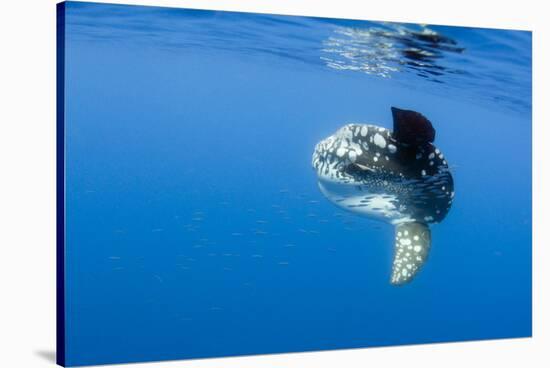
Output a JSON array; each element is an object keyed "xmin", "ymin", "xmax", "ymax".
[{"xmin": 312, "ymin": 107, "xmax": 454, "ymax": 285}]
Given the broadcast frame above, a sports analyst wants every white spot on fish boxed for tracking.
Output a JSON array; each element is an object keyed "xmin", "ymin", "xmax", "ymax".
[
  {"xmin": 388, "ymin": 144, "xmax": 397, "ymax": 153},
  {"xmin": 336, "ymin": 147, "xmax": 346, "ymax": 157},
  {"xmin": 373, "ymin": 133, "xmax": 386, "ymax": 148},
  {"xmin": 400, "ymin": 238, "xmax": 412, "ymax": 246},
  {"xmin": 360, "ymin": 126, "xmax": 368, "ymax": 136}
]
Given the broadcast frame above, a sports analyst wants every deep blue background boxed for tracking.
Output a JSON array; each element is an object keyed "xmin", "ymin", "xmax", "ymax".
[{"xmin": 63, "ymin": 2, "xmax": 532, "ymax": 366}]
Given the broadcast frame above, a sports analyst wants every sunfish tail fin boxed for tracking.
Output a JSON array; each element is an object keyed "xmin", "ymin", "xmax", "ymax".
[{"xmin": 390, "ymin": 222, "xmax": 431, "ymax": 285}]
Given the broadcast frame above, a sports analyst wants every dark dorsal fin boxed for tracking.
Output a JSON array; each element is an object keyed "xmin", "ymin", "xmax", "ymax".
[{"xmin": 391, "ymin": 107, "xmax": 435, "ymax": 146}]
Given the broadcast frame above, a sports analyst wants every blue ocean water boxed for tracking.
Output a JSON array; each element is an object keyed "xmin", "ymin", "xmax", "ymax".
[{"xmin": 62, "ymin": 2, "xmax": 532, "ymax": 366}]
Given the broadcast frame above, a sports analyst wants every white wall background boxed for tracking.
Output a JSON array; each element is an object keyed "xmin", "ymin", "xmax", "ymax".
[{"xmin": 0, "ymin": 0, "xmax": 547, "ymax": 367}]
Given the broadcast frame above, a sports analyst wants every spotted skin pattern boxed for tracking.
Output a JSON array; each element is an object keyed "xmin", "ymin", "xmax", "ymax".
[{"xmin": 312, "ymin": 118, "xmax": 454, "ymax": 285}]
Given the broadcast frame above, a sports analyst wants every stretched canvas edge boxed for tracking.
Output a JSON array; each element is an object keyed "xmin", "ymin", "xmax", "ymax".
[{"xmin": 56, "ymin": 2, "xmax": 67, "ymax": 367}]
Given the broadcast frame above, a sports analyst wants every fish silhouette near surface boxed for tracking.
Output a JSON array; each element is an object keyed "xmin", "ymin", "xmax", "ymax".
[{"xmin": 312, "ymin": 107, "xmax": 454, "ymax": 285}]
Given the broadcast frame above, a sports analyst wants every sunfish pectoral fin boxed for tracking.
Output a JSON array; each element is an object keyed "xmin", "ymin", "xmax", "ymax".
[{"xmin": 390, "ymin": 222, "xmax": 431, "ymax": 285}]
